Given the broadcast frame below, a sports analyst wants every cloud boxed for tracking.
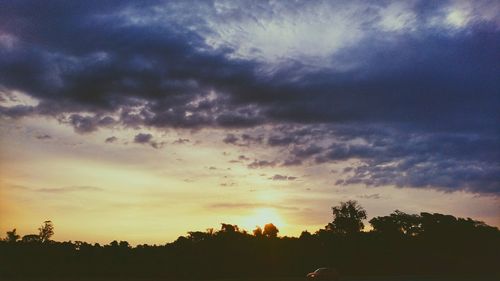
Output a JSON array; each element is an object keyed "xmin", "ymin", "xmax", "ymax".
[
  {"xmin": 292, "ymin": 144, "xmax": 322, "ymax": 158},
  {"xmin": 248, "ymin": 160, "xmax": 277, "ymax": 169},
  {"xmin": 281, "ymin": 158, "xmax": 303, "ymax": 166},
  {"xmin": 267, "ymin": 135, "xmax": 297, "ymax": 147},
  {"xmin": 66, "ymin": 114, "xmax": 116, "ymax": 134},
  {"xmin": 134, "ymin": 133, "xmax": 153, "ymax": 143},
  {"xmin": 238, "ymin": 155, "xmax": 250, "ymax": 161},
  {"xmin": 35, "ymin": 134, "xmax": 51, "ymax": 140},
  {"xmin": 0, "ymin": 0, "xmax": 498, "ymax": 193},
  {"xmin": 133, "ymin": 133, "xmax": 164, "ymax": 149},
  {"xmin": 173, "ymin": 138, "xmax": 190, "ymax": 144},
  {"xmin": 36, "ymin": 186, "xmax": 103, "ymax": 193},
  {"xmin": 357, "ymin": 194, "xmax": 381, "ymax": 200},
  {"xmin": 134, "ymin": 133, "xmax": 153, "ymax": 144},
  {"xmin": 223, "ymin": 133, "xmax": 263, "ymax": 146},
  {"xmin": 322, "ymin": 128, "xmax": 500, "ymax": 193},
  {"xmin": 269, "ymin": 174, "xmax": 297, "ymax": 181},
  {"xmin": 105, "ymin": 136, "xmax": 118, "ymax": 143},
  {"xmin": 222, "ymin": 134, "xmax": 238, "ymax": 145}
]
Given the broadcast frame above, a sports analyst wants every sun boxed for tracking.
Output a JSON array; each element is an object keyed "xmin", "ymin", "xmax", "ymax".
[{"xmin": 241, "ymin": 208, "xmax": 285, "ymax": 230}]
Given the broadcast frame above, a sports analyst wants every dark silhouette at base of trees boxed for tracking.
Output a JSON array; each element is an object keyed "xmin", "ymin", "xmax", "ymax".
[{"xmin": 1, "ymin": 202, "xmax": 499, "ymax": 280}]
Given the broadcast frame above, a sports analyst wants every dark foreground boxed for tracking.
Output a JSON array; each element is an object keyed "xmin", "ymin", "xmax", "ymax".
[
  {"xmin": 2, "ymin": 211, "xmax": 499, "ymax": 279},
  {"xmin": 2, "ymin": 277, "xmax": 500, "ymax": 281}
]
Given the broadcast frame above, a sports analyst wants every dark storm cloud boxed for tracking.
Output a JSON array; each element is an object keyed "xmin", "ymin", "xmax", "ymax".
[
  {"xmin": 0, "ymin": 104, "xmax": 36, "ymax": 118},
  {"xmin": 0, "ymin": 0, "xmax": 499, "ymax": 193},
  {"xmin": 292, "ymin": 144, "xmax": 323, "ymax": 158},
  {"xmin": 297, "ymin": 128, "xmax": 500, "ymax": 193},
  {"xmin": 267, "ymin": 135, "xmax": 297, "ymax": 146}
]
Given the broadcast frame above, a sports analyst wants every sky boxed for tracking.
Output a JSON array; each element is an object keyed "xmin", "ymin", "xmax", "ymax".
[{"xmin": 0, "ymin": 0, "xmax": 499, "ymax": 245}]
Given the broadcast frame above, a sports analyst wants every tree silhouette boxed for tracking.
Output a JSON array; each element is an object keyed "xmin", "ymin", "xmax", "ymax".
[
  {"xmin": 188, "ymin": 231, "xmax": 212, "ymax": 242},
  {"xmin": 326, "ymin": 200, "xmax": 367, "ymax": 234},
  {"xmin": 370, "ymin": 210, "xmax": 421, "ymax": 236},
  {"xmin": 299, "ymin": 230, "xmax": 312, "ymax": 239},
  {"xmin": 119, "ymin": 241, "xmax": 130, "ymax": 248},
  {"xmin": 220, "ymin": 223, "xmax": 239, "ymax": 233},
  {"xmin": 38, "ymin": 220, "xmax": 54, "ymax": 243},
  {"xmin": 253, "ymin": 226, "xmax": 263, "ymax": 236},
  {"xmin": 5, "ymin": 229, "xmax": 20, "ymax": 242},
  {"xmin": 21, "ymin": 234, "xmax": 40, "ymax": 243},
  {"xmin": 263, "ymin": 223, "xmax": 279, "ymax": 237},
  {"xmin": 1, "ymin": 204, "xmax": 499, "ymax": 279}
]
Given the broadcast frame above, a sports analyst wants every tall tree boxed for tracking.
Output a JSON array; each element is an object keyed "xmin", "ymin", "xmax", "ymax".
[
  {"xmin": 327, "ymin": 200, "xmax": 367, "ymax": 234},
  {"xmin": 38, "ymin": 220, "xmax": 54, "ymax": 243}
]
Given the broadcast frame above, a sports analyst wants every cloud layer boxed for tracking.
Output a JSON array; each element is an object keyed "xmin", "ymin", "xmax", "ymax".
[{"xmin": 0, "ymin": 0, "xmax": 498, "ymax": 193}]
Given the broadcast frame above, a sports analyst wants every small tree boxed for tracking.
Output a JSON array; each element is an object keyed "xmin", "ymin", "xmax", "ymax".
[
  {"xmin": 253, "ymin": 226, "xmax": 263, "ymax": 237},
  {"xmin": 220, "ymin": 223, "xmax": 239, "ymax": 234},
  {"xmin": 299, "ymin": 230, "xmax": 312, "ymax": 239},
  {"xmin": 262, "ymin": 223, "xmax": 279, "ymax": 238},
  {"xmin": 22, "ymin": 234, "xmax": 40, "ymax": 243},
  {"xmin": 119, "ymin": 241, "xmax": 130, "ymax": 248},
  {"xmin": 327, "ymin": 200, "xmax": 367, "ymax": 235},
  {"xmin": 6, "ymin": 229, "xmax": 20, "ymax": 243},
  {"xmin": 38, "ymin": 220, "xmax": 54, "ymax": 243}
]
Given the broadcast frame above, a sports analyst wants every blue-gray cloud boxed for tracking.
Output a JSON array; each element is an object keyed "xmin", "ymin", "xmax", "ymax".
[
  {"xmin": 133, "ymin": 133, "xmax": 164, "ymax": 149},
  {"xmin": 0, "ymin": 0, "xmax": 498, "ymax": 193}
]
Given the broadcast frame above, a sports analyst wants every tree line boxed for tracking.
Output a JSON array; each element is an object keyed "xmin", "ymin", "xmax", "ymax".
[{"xmin": 1, "ymin": 201, "xmax": 499, "ymax": 279}]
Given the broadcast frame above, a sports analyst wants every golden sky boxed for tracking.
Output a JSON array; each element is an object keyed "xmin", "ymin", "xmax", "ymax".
[{"xmin": 1, "ymin": 116, "xmax": 499, "ymax": 245}]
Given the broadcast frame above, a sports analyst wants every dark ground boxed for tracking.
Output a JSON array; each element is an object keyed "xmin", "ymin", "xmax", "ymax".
[{"xmin": 2, "ymin": 276, "xmax": 500, "ymax": 281}]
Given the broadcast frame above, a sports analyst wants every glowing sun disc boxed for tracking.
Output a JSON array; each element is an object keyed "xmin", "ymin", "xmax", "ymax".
[{"xmin": 241, "ymin": 208, "xmax": 285, "ymax": 230}]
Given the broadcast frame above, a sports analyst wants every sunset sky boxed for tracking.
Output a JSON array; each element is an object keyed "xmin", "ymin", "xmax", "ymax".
[{"xmin": 1, "ymin": 0, "xmax": 499, "ymax": 245}]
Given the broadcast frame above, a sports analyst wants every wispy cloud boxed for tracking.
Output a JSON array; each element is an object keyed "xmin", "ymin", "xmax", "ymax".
[
  {"xmin": 36, "ymin": 186, "xmax": 103, "ymax": 193},
  {"xmin": 269, "ymin": 174, "xmax": 297, "ymax": 181},
  {"xmin": 208, "ymin": 203, "xmax": 299, "ymax": 211},
  {"xmin": 35, "ymin": 134, "xmax": 52, "ymax": 140}
]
